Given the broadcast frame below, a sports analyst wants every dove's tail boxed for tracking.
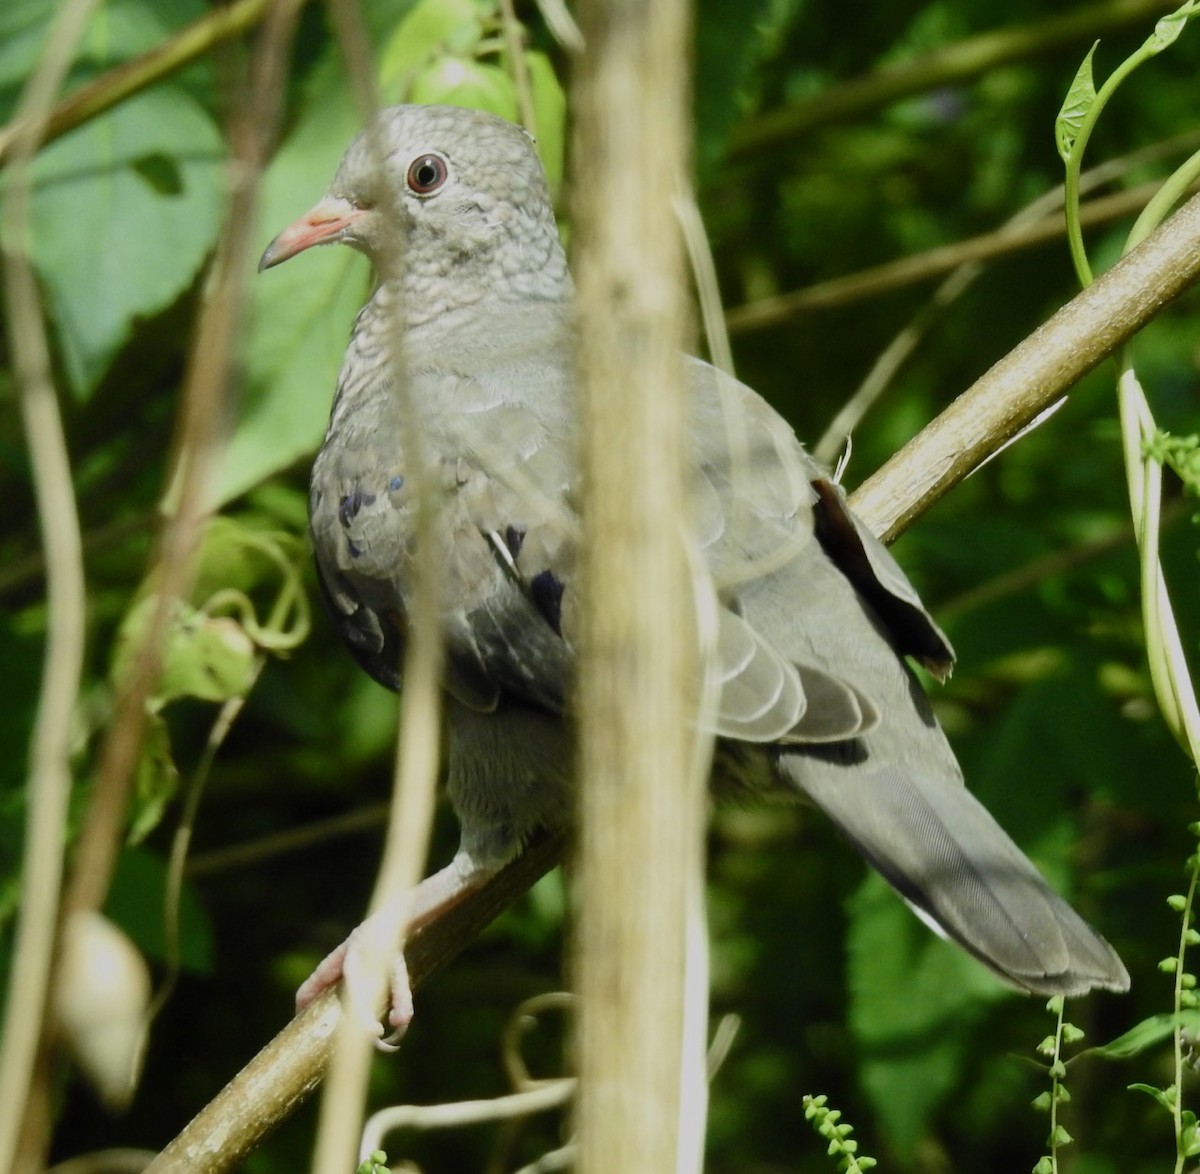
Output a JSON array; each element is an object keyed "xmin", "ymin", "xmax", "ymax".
[{"xmin": 779, "ymin": 752, "xmax": 1130, "ymax": 996}]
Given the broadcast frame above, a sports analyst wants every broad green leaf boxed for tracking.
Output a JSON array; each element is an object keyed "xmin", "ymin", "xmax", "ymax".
[
  {"xmin": 1055, "ymin": 42, "xmax": 1098, "ymax": 162},
  {"xmin": 409, "ymin": 58, "xmax": 519, "ymax": 120},
  {"xmin": 527, "ymin": 51, "xmax": 567, "ymax": 195},
  {"xmin": 847, "ymin": 873, "xmax": 1009, "ymax": 1155},
  {"xmin": 28, "ymin": 87, "xmax": 223, "ymax": 395},
  {"xmin": 1079, "ymin": 1011, "xmax": 1200, "ymax": 1060},
  {"xmin": 1148, "ymin": 0, "xmax": 1200, "ymax": 54},
  {"xmin": 378, "ymin": 0, "xmax": 489, "ymax": 93},
  {"xmin": 217, "ymin": 69, "xmax": 365, "ymax": 505}
]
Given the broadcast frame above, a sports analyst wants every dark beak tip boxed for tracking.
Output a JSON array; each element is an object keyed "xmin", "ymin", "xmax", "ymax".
[{"xmin": 257, "ymin": 239, "xmax": 283, "ymax": 273}]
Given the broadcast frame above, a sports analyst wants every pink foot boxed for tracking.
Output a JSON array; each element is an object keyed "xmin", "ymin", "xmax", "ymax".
[{"xmin": 292, "ymin": 851, "xmax": 498, "ymax": 1050}]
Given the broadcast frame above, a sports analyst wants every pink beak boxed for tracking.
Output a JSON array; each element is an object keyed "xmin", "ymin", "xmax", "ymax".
[{"xmin": 258, "ymin": 196, "xmax": 367, "ymax": 271}]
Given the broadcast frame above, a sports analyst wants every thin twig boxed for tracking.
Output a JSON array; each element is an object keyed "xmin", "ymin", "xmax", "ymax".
[
  {"xmin": 184, "ymin": 803, "xmax": 391, "ymax": 879},
  {"xmin": 810, "ymin": 132, "xmax": 1200, "ymax": 464},
  {"xmin": 0, "ymin": 2, "xmax": 103, "ymax": 1171},
  {"xmin": 935, "ymin": 498, "xmax": 1186, "ymax": 624},
  {"xmin": 308, "ymin": 6, "xmax": 445, "ymax": 1171},
  {"xmin": 497, "ymin": 0, "xmax": 538, "ymax": 135},
  {"xmin": 0, "ymin": 0, "xmax": 277, "ymax": 168},
  {"xmin": 853, "ymin": 189, "xmax": 1200, "ymax": 542},
  {"xmin": 359, "ymin": 1080, "xmax": 574, "ymax": 1161},
  {"xmin": 322, "ymin": 0, "xmax": 378, "ymax": 121},
  {"xmin": 18, "ymin": 0, "xmax": 304, "ymax": 1166},
  {"xmin": 149, "ymin": 684, "xmax": 259, "ymax": 1028},
  {"xmin": 727, "ymin": 175, "xmax": 1200, "ymax": 334},
  {"xmin": 726, "ymin": 0, "xmax": 1177, "ymax": 160}
]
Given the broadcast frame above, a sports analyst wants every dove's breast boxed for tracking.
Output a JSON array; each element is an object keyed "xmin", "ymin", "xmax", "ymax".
[{"xmin": 309, "ymin": 311, "xmax": 580, "ymax": 714}]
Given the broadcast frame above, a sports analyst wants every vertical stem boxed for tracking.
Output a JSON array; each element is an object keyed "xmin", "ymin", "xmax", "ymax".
[
  {"xmin": 571, "ymin": 1, "xmax": 709, "ymax": 1172},
  {"xmin": 0, "ymin": 3, "xmax": 104, "ymax": 1170}
]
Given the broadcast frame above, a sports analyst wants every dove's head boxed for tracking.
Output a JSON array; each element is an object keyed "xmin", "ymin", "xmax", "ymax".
[{"xmin": 260, "ymin": 104, "xmax": 570, "ymax": 313}]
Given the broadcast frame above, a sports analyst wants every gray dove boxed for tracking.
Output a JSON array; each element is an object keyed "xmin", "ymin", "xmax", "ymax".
[{"xmin": 259, "ymin": 103, "xmax": 1129, "ymax": 1027}]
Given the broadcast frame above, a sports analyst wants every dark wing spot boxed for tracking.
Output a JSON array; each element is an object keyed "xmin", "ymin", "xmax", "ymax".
[
  {"xmin": 338, "ymin": 487, "xmax": 378, "ymax": 528},
  {"xmin": 530, "ymin": 569, "xmax": 565, "ymax": 635},
  {"xmin": 810, "ymin": 477, "xmax": 952, "ymax": 676},
  {"xmin": 389, "ymin": 475, "xmax": 405, "ymax": 493},
  {"xmin": 504, "ymin": 525, "xmax": 526, "ymax": 558},
  {"xmin": 346, "ymin": 538, "xmax": 362, "ymax": 559}
]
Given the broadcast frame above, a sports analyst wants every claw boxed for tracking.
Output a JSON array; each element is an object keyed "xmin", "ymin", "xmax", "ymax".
[{"xmin": 291, "ymin": 850, "xmax": 501, "ymax": 1036}]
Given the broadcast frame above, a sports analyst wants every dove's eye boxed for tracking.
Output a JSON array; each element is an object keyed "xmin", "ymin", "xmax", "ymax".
[{"xmin": 407, "ymin": 154, "xmax": 449, "ymax": 195}]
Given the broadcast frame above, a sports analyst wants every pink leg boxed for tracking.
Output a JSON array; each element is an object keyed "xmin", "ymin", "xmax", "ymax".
[{"xmin": 294, "ymin": 851, "xmax": 499, "ymax": 1045}]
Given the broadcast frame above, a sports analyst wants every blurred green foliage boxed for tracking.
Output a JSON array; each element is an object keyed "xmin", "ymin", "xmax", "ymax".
[{"xmin": 2, "ymin": 0, "xmax": 1199, "ymax": 1170}]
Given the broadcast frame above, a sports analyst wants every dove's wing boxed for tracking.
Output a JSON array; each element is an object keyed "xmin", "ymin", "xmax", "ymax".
[
  {"xmin": 309, "ymin": 306, "xmax": 579, "ymax": 716},
  {"xmin": 687, "ymin": 359, "xmax": 1127, "ymax": 994}
]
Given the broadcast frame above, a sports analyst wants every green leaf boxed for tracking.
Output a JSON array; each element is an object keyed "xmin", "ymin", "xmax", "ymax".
[
  {"xmin": 378, "ymin": 0, "xmax": 489, "ymax": 94},
  {"xmin": 1055, "ymin": 42, "xmax": 1098, "ymax": 162},
  {"xmin": 1184, "ymin": 1111, "xmax": 1200, "ymax": 1157},
  {"xmin": 218, "ymin": 64, "xmax": 365, "ymax": 504},
  {"xmin": 527, "ymin": 51, "xmax": 567, "ymax": 195},
  {"xmin": 1079, "ymin": 1012, "xmax": 1200, "ymax": 1061},
  {"xmin": 846, "ymin": 873, "xmax": 1009, "ymax": 1156},
  {"xmin": 128, "ymin": 714, "xmax": 179, "ymax": 844},
  {"xmin": 29, "ymin": 87, "xmax": 223, "ymax": 395},
  {"xmin": 409, "ymin": 57, "xmax": 520, "ymax": 120},
  {"xmin": 693, "ymin": 0, "xmax": 780, "ymax": 173},
  {"xmin": 1129, "ymin": 1082, "xmax": 1176, "ymax": 1113},
  {"xmin": 1147, "ymin": 1, "xmax": 1199, "ymax": 54},
  {"xmin": 112, "ymin": 595, "xmax": 258, "ymax": 709}
]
